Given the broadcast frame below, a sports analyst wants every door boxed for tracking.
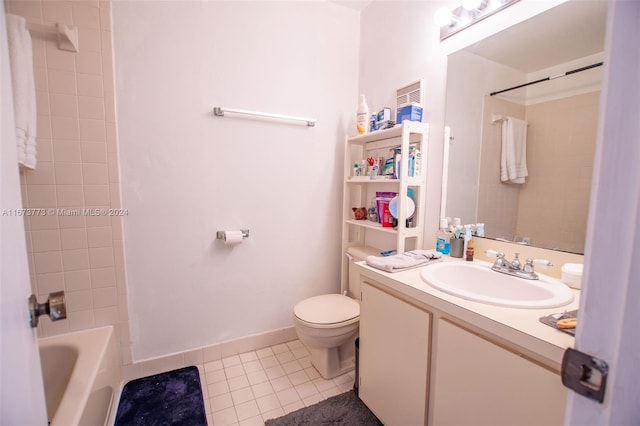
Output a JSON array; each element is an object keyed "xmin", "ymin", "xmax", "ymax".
[
  {"xmin": 432, "ymin": 319, "xmax": 566, "ymax": 426},
  {"xmin": 1, "ymin": 4, "xmax": 48, "ymax": 424},
  {"xmin": 565, "ymin": 1, "xmax": 640, "ymax": 424},
  {"xmin": 359, "ymin": 281, "xmax": 430, "ymax": 426}
]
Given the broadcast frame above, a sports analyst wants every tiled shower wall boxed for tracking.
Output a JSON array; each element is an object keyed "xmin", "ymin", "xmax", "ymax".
[
  {"xmin": 518, "ymin": 91, "xmax": 598, "ymax": 253},
  {"xmin": 478, "ymin": 91, "xmax": 598, "ymax": 253},
  {"xmin": 6, "ymin": 0, "xmax": 132, "ymax": 364},
  {"xmin": 477, "ymin": 95, "xmax": 525, "ymax": 241}
]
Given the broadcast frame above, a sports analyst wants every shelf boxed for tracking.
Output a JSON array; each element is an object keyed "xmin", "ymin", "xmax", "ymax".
[
  {"xmin": 345, "ymin": 177, "xmax": 423, "ymax": 185},
  {"xmin": 348, "ymin": 121, "xmax": 428, "ymax": 144},
  {"xmin": 345, "ymin": 219, "xmax": 422, "ymax": 237},
  {"xmin": 346, "ymin": 177, "xmax": 397, "ymax": 183},
  {"xmin": 341, "ymin": 121, "xmax": 429, "ymax": 292}
]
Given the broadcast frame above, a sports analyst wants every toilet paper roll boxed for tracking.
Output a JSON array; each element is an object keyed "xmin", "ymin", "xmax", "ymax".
[{"xmin": 224, "ymin": 230, "xmax": 244, "ymax": 245}]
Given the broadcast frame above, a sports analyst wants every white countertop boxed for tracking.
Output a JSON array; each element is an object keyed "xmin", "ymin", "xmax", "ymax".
[{"xmin": 354, "ymin": 256, "xmax": 580, "ymax": 371}]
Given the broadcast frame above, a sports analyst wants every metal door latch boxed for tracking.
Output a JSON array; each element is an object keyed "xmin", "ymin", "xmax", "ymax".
[{"xmin": 561, "ymin": 347, "xmax": 608, "ymax": 403}]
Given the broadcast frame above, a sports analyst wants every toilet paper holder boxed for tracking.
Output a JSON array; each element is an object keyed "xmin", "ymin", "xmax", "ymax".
[{"xmin": 216, "ymin": 229, "xmax": 250, "ymax": 240}]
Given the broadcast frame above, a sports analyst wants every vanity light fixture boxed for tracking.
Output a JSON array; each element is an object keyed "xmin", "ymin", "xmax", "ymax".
[
  {"xmin": 436, "ymin": 0, "xmax": 520, "ymax": 40},
  {"xmin": 462, "ymin": 0, "xmax": 486, "ymax": 12},
  {"xmin": 434, "ymin": 7, "xmax": 458, "ymax": 28}
]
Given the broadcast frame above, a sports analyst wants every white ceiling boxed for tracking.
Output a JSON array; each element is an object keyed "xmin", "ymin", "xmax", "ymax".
[{"xmin": 464, "ymin": 0, "xmax": 608, "ymax": 73}]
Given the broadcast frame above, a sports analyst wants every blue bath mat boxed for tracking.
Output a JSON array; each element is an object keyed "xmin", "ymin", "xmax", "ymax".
[{"xmin": 114, "ymin": 366, "xmax": 207, "ymax": 426}]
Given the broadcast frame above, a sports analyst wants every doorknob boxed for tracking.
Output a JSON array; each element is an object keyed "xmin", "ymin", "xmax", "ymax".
[{"xmin": 28, "ymin": 291, "xmax": 66, "ymax": 328}]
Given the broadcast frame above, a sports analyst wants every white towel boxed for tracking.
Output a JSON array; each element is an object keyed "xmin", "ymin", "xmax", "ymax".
[
  {"xmin": 365, "ymin": 250, "xmax": 443, "ymax": 273},
  {"xmin": 500, "ymin": 117, "xmax": 527, "ymax": 184},
  {"xmin": 6, "ymin": 14, "xmax": 37, "ymax": 169}
]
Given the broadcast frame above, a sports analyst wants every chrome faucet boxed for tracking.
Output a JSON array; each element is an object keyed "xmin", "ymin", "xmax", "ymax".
[{"xmin": 486, "ymin": 250, "xmax": 552, "ymax": 280}]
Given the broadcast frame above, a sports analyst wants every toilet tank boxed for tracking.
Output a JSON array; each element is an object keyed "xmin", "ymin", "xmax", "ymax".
[{"xmin": 345, "ymin": 246, "xmax": 382, "ymax": 301}]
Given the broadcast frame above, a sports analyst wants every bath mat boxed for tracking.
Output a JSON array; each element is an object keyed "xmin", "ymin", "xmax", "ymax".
[
  {"xmin": 264, "ymin": 390, "xmax": 383, "ymax": 426},
  {"xmin": 114, "ymin": 365, "xmax": 207, "ymax": 426},
  {"xmin": 539, "ymin": 309, "xmax": 578, "ymax": 336}
]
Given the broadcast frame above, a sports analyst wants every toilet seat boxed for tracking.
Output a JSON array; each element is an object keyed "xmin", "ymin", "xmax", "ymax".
[{"xmin": 294, "ymin": 294, "xmax": 359, "ymax": 328}]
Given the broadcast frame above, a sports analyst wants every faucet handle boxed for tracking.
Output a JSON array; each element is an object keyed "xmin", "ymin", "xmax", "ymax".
[
  {"xmin": 531, "ymin": 258, "xmax": 553, "ymax": 267},
  {"xmin": 485, "ymin": 249, "xmax": 503, "ymax": 258},
  {"xmin": 511, "ymin": 253, "xmax": 521, "ymax": 269}
]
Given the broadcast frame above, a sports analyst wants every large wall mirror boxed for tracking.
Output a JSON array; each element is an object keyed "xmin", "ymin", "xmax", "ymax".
[{"xmin": 443, "ymin": 0, "xmax": 607, "ymax": 255}]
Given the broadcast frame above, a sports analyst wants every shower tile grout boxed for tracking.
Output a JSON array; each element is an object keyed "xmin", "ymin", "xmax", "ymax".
[{"xmin": 197, "ymin": 339, "xmax": 355, "ymax": 426}]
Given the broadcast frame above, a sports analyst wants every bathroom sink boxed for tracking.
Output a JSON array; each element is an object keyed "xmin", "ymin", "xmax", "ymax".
[{"xmin": 420, "ymin": 261, "xmax": 574, "ymax": 309}]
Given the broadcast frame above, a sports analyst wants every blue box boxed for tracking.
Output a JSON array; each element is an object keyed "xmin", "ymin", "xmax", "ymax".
[{"xmin": 396, "ymin": 105, "xmax": 423, "ymax": 123}]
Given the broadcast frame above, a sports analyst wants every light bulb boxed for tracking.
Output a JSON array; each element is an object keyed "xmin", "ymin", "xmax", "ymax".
[
  {"xmin": 462, "ymin": 0, "xmax": 483, "ymax": 11},
  {"xmin": 434, "ymin": 7, "xmax": 453, "ymax": 27}
]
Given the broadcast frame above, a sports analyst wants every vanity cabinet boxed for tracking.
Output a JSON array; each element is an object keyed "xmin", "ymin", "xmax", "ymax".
[
  {"xmin": 359, "ymin": 281, "xmax": 431, "ymax": 426},
  {"xmin": 430, "ymin": 319, "xmax": 567, "ymax": 426},
  {"xmin": 356, "ymin": 271, "xmax": 570, "ymax": 426},
  {"xmin": 341, "ymin": 122, "xmax": 428, "ymax": 290}
]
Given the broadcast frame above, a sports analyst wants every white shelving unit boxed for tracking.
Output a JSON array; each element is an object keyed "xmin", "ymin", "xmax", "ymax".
[{"xmin": 340, "ymin": 121, "xmax": 429, "ymax": 290}]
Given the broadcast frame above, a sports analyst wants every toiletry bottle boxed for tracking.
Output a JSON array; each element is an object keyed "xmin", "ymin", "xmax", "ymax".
[
  {"xmin": 369, "ymin": 113, "xmax": 377, "ymax": 133},
  {"xmin": 357, "ymin": 94, "xmax": 369, "ymax": 135},
  {"xmin": 367, "ymin": 199, "xmax": 378, "ymax": 222},
  {"xmin": 436, "ymin": 218, "xmax": 451, "ymax": 255},
  {"xmin": 465, "ymin": 238, "xmax": 474, "ymax": 261}
]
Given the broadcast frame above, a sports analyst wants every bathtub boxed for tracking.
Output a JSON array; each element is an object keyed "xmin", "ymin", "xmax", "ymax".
[{"xmin": 39, "ymin": 326, "xmax": 121, "ymax": 426}]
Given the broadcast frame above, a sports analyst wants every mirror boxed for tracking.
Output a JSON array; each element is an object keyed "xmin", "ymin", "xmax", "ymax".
[{"xmin": 443, "ymin": 1, "xmax": 608, "ymax": 254}]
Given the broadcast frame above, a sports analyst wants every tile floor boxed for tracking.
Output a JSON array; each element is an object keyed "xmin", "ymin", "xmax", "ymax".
[{"xmin": 197, "ymin": 339, "xmax": 355, "ymax": 426}]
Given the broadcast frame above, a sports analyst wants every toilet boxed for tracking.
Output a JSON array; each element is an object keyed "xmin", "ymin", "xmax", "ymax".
[{"xmin": 293, "ymin": 247, "xmax": 378, "ymax": 379}]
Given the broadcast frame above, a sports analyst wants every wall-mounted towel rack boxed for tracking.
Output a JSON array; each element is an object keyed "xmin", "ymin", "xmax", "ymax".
[
  {"xmin": 491, "ymin": 114, "xmax": 529, "ymax": 126},
  {"xmin": 27, "ymin": 22, "xmax": 79, "ymax": 52},
  {"xmin": 213, "ymin": 106, "xmax": 316, "ymax": 127},
  {"xmin": 491, "ymin": 114, "xmax": 505, "ymax": 125}
]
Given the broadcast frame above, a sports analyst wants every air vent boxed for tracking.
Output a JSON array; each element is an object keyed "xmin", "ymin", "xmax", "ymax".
[{"xmin": 396, "ymin": 80, "xmax": 423, "ymax": 109}]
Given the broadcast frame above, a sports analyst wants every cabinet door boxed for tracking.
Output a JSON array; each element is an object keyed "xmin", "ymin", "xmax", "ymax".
[
  {"xmin": 431, "ymin": 319, "xmax": 567, "ymax": 426},
  {"xmin": 359, "ymin": 282, "xmax": 431, "ymax": 426}
]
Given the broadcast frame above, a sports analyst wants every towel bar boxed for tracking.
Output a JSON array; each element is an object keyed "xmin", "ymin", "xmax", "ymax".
[
  {"xmin": 213, "ymin": 106, "xmax": 316, "ymax": 127},
  {"xmin": 26, "ymin": 22, "xmax": 79, "ymax": 52}
]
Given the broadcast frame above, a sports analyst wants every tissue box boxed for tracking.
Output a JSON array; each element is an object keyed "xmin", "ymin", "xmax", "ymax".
[
  {"xmin": 561, "ymin": 263, "xmax": 583, "ymax": 289},
  {"xmin": 396, "ymin": 105, "xmax": 423, "ymax": 123}
]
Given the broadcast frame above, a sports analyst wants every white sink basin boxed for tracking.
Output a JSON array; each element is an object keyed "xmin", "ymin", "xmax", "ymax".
[{"xmin": 420, "ymin": 261, "xmax": 574, "ymax": 309}]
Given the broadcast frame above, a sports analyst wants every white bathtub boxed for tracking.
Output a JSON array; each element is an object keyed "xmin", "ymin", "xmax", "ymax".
[{"xmin": 39, "ymin": 326, "xmax": 121, "ymax": 426}]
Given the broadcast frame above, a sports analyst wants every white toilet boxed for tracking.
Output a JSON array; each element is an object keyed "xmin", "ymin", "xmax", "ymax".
[{"xmin": 293, "ymin": 247, "xmax": 378, "ymax": 379}]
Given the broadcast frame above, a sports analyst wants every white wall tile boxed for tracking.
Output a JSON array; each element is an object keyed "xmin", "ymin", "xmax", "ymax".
[
  {"xmin": 42, "ymin": 1, "xmax": 73, "ymax": 25},
  {"xmin": 65, "ymin": 269, "xmax": 92, "ymax": 291},
  {"xmin": 60, "ymin": 227, "xmax": 88, "ymax": 250},
  {"xmin": 52, "ymin": 140, "xmax": 82, "ymax": 162},
  {"xmin": 71, "ymin": 2, "xmax": 100, "ymax": 29},
  {"xmin": 77, "ymin": 73, "xmax": 104, "ymax": 97}
]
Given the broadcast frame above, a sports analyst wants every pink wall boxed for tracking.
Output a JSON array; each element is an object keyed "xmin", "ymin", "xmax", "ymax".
[{"xmin": 112, "ymin": 1, "xmax": 361, "ymax": 360}]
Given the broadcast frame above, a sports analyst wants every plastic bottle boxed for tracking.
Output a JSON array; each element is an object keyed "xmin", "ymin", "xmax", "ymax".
[
  {"xmin": 436, "ymin": 218, "xmax": 451, "ymax": 255},
  {"xmin": 465, "ymin": 238, "xmax": 474, "ymax": 261},
  {"xmin": 357, "ymin": 94, "xmax": 369, "ymax": 135}
]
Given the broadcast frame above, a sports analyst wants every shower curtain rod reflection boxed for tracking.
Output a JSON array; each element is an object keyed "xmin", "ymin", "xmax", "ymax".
[{"xmin": 489, "ymin": 62, "xmax": 603, "ymax": 97}]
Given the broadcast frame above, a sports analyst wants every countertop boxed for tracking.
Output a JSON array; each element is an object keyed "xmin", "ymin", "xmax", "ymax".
[{"xmin": 354, "ymin": 256, "xmax": 580, "ymax": 371}]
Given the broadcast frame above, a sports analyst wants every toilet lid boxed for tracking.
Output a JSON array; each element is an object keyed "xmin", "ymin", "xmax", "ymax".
[{"xmin": 294, "ymin": 294, "xmax": 359, "ymax": 325}]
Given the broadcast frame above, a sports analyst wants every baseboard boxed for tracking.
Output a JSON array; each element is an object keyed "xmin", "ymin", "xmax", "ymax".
[{"xmin": 123, "ymin": 326, "xmax": 297, "ymax": 382}]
